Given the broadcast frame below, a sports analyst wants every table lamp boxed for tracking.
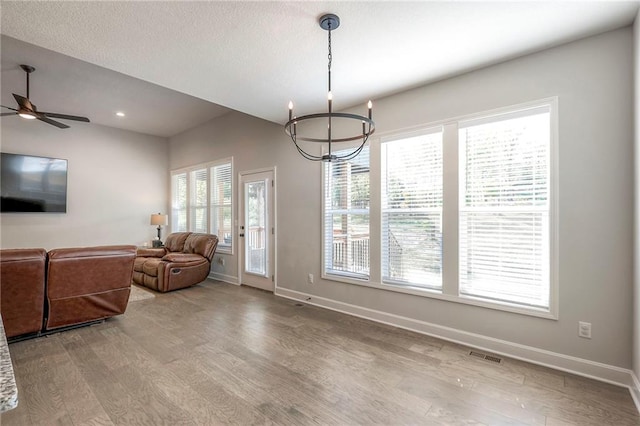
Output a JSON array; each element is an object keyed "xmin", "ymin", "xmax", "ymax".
[{"xmin": 150, "ymin": 213, "xmax": 168, "ymax": 247}]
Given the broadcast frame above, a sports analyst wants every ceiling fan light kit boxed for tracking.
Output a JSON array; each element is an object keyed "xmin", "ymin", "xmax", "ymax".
[
  {"xmin": 284, "ymin": 13, "xmax": 375, "ymax": 162},
  {"xmin": 0, "ymin": 64, "xmax": 90, "ymax": 129},
  {"xmin": 18, "ymin": 110, "xmax": 36, "ymax": 120}
]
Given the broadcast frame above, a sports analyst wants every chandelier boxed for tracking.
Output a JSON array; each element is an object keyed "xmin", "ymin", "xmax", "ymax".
[{"xmin": 284, "ymin": 14, "xmax": 375, "ymax": 162}]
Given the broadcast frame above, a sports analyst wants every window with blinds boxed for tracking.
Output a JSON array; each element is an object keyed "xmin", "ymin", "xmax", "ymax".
[
  {"xmin": 318, "ymin": 99, "xmax": 555, "ymax": 316},
  {"xmin": 382, "ymin": 129, "xmax": 443, "ymax": 289},
  {"xmin": 171, "ymin": 172, "xmax": 188, "ymax": 232},
  {"xmin": 171, "ymin": 158, "xmax": 234, "ymax": 253},
  {"xmin": 323, "ymin": 146, "xmax": 370, "ymax": 279},
  {"xmin": 210, "ymin": 163, "xmax": 232, "ymax": 249},
  {"xmin": 190, "ymin": 168, "xmax": 208, "ymax": 233},
  {"xmin": 459, "ymin": 105, "xmax": 551, "ymax": 309}
]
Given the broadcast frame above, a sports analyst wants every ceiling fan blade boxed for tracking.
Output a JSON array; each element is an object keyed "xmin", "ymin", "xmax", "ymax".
[
  {"xmin": 12, "ymin": 93, "xmax": 33, "ymax": 110},
  {"xmin": 37, "ymin": 115, "xmax": 69, "ymax": 129},
  {"xmin": 39, "ymin": 111, "xmax": 90, "ymax": 122},
  {"xmin": 1, "ymin": 105, "xmax": 18, "ymax": 112},
  {"xmin": 0, "ymin": 112, "xmax": 17, "ymax": 117}
]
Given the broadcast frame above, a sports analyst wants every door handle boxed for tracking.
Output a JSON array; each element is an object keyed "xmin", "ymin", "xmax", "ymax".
[{"xmin": 239, "ymin": 233, "xmax": 245, "ymax": 237}]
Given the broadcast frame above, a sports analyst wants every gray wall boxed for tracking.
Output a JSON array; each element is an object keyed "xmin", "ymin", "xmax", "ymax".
[
  {"xmin": 169, "ymin": 110, "xmax": 303, "ymax": 279},
  {"xmin": 171, "ymin": 28, "xmax": 633, "ymax": 369},
  {"xmin": 1, "ymin": 119, "xmax": 169, "ymax": 249}
]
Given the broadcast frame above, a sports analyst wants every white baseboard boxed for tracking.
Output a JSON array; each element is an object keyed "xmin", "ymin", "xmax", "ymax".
[
  {"xmin": 209, "ymin": 272, "xmax": 239, "ymax": 285},
  {"xmin": 631, "ymin": 371, "xmax": 640, "ymax": 413},
  {"xmin": 275, "ymin": 287, "xmax": 636, "ymax": 392}
]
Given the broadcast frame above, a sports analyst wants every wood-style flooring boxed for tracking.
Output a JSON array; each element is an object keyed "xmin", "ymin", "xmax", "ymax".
[{"xmin": 2, "ymin": 280, "xmax": 638, "ymax": 425}]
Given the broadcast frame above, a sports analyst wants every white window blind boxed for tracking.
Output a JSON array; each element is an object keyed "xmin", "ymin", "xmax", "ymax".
[
  {"xmin": 382, "ymin": 130, "xmax": 443, "ymax": 289},
  {"xmin": 210, "ymin": 163, "xmax": 232, "ymax": 249},
  {"xmin": 323, "ymin": 146, "xmax": 370, "ymax": 279},
  {"xmin": 190, "ymin": 168, "xmax": 208, "ymax": 233},
  {"xmin": 171, "ymin": 172, "xmax": 187, "ymax": 232},
  {"xmin": 459, "ymin": 106, "xmax": 550, "ymax": 309}
]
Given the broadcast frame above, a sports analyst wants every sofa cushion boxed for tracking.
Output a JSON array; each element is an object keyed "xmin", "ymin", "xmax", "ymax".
[
  {"xmin": 162, "ymin": 253, "xmax": 205, "ymax": 263},
  {"xmin": 133, "ymin": 257, "xmax": 146, "ymax": 272},
  {"xmin": 164, "ymin": 232, "xmax": 191, "ymax": 253},
  {"xmin": 183, "ymin": 233, "xmax": 218, "ymax": 262},
  {"xmin": 142, "ymin": 258, "xmax": 163, "ymax": 276}
]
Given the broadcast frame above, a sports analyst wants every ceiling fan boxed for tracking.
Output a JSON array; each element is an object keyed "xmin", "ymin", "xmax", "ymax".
[{"xmin": 1, "ymin": 64, "xmax": 90, "ymax": 129}]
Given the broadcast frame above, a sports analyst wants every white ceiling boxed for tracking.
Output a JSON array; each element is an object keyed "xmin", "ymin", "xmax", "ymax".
[
  {"xmin": 0, "ymin": 37, "xmax": 232, "ymax": 137},
  {"xmin": 1, "ymin": 1, "xmax": 639, "ymax": 138}
]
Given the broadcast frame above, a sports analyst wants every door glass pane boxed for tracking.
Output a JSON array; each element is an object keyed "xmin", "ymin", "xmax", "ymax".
[{"xmin": 245, "ymin": 180, "xmax": 267, "ymax": 276}]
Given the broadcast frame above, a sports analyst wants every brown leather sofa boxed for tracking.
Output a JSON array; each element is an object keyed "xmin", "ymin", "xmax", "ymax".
[
  {"xmin": 0, "ymin": 248, "xmax": 47, "ymax": 338},
  {"xmin": 0, "ymin": 245, "xmax": 135, "ymax": 339},
  {"xmin": 133, "ymin": 232, "xmax": 218, "ymax": 292},
  {"xmin": 46, "ymin": 246, "xmax": 136, "ymax": 330}
]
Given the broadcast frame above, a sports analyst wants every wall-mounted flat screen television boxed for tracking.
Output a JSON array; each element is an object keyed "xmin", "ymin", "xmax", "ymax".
[{"xmin": 1, "ymin": 152, "xmax": 68, "ymax": 213}]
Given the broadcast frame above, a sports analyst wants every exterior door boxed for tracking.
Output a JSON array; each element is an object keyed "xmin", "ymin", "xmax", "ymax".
[{"xmin": 239, "ymin": 169, "xmax": 275, "ymax": 291}]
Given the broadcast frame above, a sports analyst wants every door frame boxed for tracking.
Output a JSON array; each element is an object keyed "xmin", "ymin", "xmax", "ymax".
[{"xmin": 237, "ymin": 166, "xmax": 277, "ymax": 292}]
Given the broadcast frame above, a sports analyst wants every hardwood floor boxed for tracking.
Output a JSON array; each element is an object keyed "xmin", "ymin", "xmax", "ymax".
[{"xmin": 2, "ymin": 280, "xmax": 638, "ymax": 425}]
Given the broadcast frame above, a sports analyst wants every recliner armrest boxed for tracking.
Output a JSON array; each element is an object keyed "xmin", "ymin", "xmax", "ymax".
[{"xmin": 136, "ymin": 248, "xmax": 166, "ymax": 258}]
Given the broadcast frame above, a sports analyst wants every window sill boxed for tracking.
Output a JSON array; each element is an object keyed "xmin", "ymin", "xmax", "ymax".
[
  {"xmin": 216, "ymin": 246, "xmax": 232, "ymax": 255},
  {"xmin": 321, "ymin": 273, "xmax": 557, "ymax": 320}
]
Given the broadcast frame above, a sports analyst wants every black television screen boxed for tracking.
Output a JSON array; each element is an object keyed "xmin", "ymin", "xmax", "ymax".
[{"xmin": 1, "ymin": 152, "xmax": 68, "ymax": 213}]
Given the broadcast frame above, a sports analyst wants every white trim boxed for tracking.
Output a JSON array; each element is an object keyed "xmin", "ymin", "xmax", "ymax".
[
  {"xmin": 458, "ymin": 104, "xmax": 551, "ymax": 129},
  {"xmin": 275, "ymin": 287, "xmax": 636, "ymax": 390},
  {"xmin": 379, "ymin": 124, "xmax": 443, "ymax": 143},
  {"xmin": 631, "ymin": 371, "xmax": 640, "ymax": 413},
  {"xmin": 370, "ymin": 97, "xmax": 560, "ymax": 142},
  {"xmin": 208, "ymin": 271, "xmax": 239, "ymax": 285},
  {"xmin": 549, "ymin": 97, "xmax": 560, "ymax": 319},
  {"xmin": 320, "ymin": 273, "xmax": 556, "ymax": 319},
  {"xmin": 272, "ymin": 166, "xmax": 278, "ymax": 293},
  {"xmin": 237, "ymin": 167, "xmax": 277, "ymax": 292}
]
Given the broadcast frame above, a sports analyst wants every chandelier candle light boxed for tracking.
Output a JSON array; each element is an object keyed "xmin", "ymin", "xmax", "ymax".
[{"xmin": 284, "ymin": 13, "xmax": 375, "ymax": 162}]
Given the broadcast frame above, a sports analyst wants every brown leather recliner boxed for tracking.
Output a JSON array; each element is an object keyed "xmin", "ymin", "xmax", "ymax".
[
  {"xmin": 133, "ymin": 232, "xmax": 218, "ymax": 293},
  {"xmin": 0, "ymin": 248, "xmax": 47, "ymax": 338},
  {"xmin": 46, "ymin": 245, "xmax": 136, "ymax": 330}
]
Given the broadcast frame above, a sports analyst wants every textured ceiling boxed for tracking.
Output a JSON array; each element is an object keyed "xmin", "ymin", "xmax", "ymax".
[
  {"xmin": 1, "ymin": 36, "xmax": 231, "ymax": 137},
  {"xmin": 1, "ymin": 1, "xmax": 639, "ymax": 137}
]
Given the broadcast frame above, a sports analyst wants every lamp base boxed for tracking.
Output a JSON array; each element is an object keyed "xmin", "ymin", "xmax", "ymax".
[{"xmin": 152, "ymin": 240, "xmax": 164, "ymax": 248}]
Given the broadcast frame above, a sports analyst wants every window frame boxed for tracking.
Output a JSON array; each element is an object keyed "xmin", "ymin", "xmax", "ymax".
[
  {"xmin": 320, "ymin": 98, "xmax": 558, "ymax": 319},
  {"xmin": 171, "ymin": 172, "xmax": 188, "ymax": 233},
  {"xmin": 457, "ymin": 104, "xmax": 553, "ymax": 310},
  {"xmin": 210, "ymin": 162, "xmax": 233, "ymax": 253},
  {"xmin": 321, "ymin": 145, "xmax": 371, "ymax": 283},
  {"xmin": 381, "ymin": 126, "xmax": 445, "ymax": 291},
  {"xmin": 170, "ymin": 157, "xmax": 234, "ymax": 255}
]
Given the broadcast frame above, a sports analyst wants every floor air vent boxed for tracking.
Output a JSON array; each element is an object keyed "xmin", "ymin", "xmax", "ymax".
[{"xmin": 469, "ymin": 351, "xmax": 502, "ymax": 364}]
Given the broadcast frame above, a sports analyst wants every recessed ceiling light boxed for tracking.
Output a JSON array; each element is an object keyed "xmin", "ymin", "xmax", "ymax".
[{"xmin": 116, "ymin": 112, "xmax": 125, "ymax": 117}]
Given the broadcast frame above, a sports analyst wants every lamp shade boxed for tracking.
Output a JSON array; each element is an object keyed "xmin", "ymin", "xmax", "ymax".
[{"xmin": 150, "ymin": 213, "xmax": 168, "ymax": 226}]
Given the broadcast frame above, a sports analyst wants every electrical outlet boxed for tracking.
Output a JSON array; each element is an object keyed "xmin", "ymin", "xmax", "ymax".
[
  {"xmin": 307, "ymin": 273, "xmax": 314, "ymax": 284},
  {"xmin": 578, "ymin": 321, "xmax": 592, "ymax": 339},
  {"xmin": 217, "ymin": 257, "xmax": 225, "ymax": 266}
]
